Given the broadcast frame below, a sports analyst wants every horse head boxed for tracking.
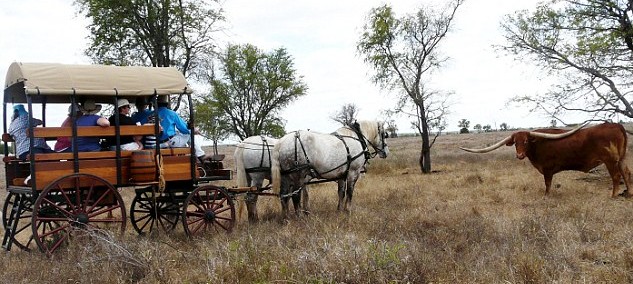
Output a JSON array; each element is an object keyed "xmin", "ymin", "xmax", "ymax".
[{"xmin": 356, "ymin": 120, "xmax": 389, "ymax": 158}]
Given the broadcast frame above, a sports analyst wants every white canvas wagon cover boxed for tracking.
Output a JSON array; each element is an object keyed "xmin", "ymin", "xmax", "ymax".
[{"xmin": 4, "ymin": 62, "xmax": 191, "ymax": 103}]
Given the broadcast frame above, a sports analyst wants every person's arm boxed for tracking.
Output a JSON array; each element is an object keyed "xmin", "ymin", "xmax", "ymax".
[
  {"xmin": 97, "ymin": 117, "xmax": 110, "ymax": 127},
  {"xmin": 174, "ymin": 114, "xmax": 190, "ymax": 134},
  {"xmin": 32, "ymin": 118, "xmax": 43, "ymax": 126}
]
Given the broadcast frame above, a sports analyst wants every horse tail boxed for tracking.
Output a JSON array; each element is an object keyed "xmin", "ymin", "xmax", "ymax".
[
  {"xmin": 271, "ymin": 141, "xmax": 282, "ymax": 195},
  {"xmin": 234, "ymin": 143, "xmax": 249, "ymax": 187}
]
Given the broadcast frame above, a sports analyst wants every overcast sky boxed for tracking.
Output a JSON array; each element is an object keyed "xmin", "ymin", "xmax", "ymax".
[{"xmin": 0, "ymin": 0, "xmax": 577, "ymax": 139}]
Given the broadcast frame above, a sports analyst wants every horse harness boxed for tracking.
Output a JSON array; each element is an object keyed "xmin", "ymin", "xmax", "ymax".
[
  {"xmin": 243, "ymin": 136, "xmax": 274, "ymax": 174},
  {"xmin": 282, "ymin": 123, "xmax": 377, "ymax": 181}
]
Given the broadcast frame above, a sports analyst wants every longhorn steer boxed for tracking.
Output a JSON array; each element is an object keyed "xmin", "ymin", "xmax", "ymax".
[{"xmin": 460, "ymin": 122, "xmax": 632, "ymax": 197}]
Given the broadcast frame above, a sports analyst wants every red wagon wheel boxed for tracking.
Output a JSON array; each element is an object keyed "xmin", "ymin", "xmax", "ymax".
[
  {"xmin": 31, "ymin": 173, "xmax": 126, "ymax": 255},
  {"xmin": 182, "ymin": 185, "xmax": 235, "ymax": 237}
]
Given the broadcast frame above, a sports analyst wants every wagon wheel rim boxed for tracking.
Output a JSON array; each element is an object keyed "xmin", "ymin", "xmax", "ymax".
[
  {"xmin": 3, "ymin": 192, "xmax": 36, "ymax": 251},
  {"xmin": 182, "ymin": 185, "xmax": 235, "ymax": 237},
  {"xmin": 31, "ymin": 173, "xmax": 126, "ymax": 256},
  {"xmin": 130, "ymin": 189, "xmax": 180, "ymax": 235}
]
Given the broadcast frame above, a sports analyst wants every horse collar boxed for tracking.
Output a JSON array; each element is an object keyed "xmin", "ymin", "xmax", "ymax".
[{"xmin": 350, "ymin": 124, "xmax": 371, "ymax": 160}]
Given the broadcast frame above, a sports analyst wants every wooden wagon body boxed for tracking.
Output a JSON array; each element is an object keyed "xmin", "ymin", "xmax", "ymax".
[{"xmin": 1, "ymin": 62, "xmax": 243, "ymax": 255}]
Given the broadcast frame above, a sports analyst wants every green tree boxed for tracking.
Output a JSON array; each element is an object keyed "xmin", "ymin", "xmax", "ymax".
[
  {"xmin": 357, "ymin": 1, "xmax": 464, "ymax": 173},
  {"xmin": 331, "ymin": 103, "xmax": 360, "ymax": 127},
  {"xmin": 483, "ymin": 124, "xmax": 492, "ymax": 132},
  {"xmin": 193, "ymin": 99, "xmax": 231, "ymax": 155},
  {"xmin": 502, "ymin": 0, "xmax": 633, "ymax": 122},
  {"xmin": 75, "ymin": 0, "xmax": 224, "ymax": 76},
  {"xmin": 473, "ymin": 124, "xmax": 482, "ymax": 133},
  {"xmin": 458, "ymin": 119, "xmax": 470, "ymax": 134},
  {"xmin": 499, "ymin": 122, "xmax": 508, "ymax": 131},
  {"xmin": 385, "ymin": 119, "xmax": 398, "ymax": 138},
  {"xmin": 208, "ymin": 44, "xmax": 307, "ymax": 140}
]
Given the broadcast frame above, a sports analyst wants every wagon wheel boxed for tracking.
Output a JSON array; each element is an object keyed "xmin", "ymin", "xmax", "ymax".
[
  {"xmin": 31, "ymin": 173, "xmax": 126, "ymax": 255},
  {"xmin": 182, "ymin": 185, "xmax": 235, "ymax": 237},
  {"xmin": 130, "ymin": 188, "xmax": 180, "ymax": 235},
  {"xmin": 2, "ymin": 192, "xmax": 36, "ymax": 251}
]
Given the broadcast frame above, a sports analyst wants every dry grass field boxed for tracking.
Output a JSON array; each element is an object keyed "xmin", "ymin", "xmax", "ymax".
[{"xmin": 1, "ymin": 131, "xmax": 633, "ymax": 283}]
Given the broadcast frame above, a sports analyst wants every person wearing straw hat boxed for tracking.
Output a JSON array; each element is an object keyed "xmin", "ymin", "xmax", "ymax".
[
  {"xmin": 75, "ymin": 99, "xmax": 110, "ymax": 151},
  {"xmin": 54, "ymin": 104, "xmax": 82, "ymax": 152},
  {"xmin": 106, "ymin": 98, "xmax": 143, "ymax": 150},
  {"xmin": 8, "ymin": 104, "xmax": 54, "ymax": 160}
]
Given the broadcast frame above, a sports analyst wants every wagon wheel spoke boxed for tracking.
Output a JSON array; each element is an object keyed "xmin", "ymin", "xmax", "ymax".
[
  {"xmin": 32, "ymin": 173, "xmax": 126, "ymax": 256},
  {"xmin": 130, "ymin": 189, "xmax": 179, "ymax": 235}
]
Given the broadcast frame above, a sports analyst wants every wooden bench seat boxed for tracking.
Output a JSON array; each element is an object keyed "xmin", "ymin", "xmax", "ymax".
[
  {"xmin": 3, "ymin": 124, "xmax": 202, "ymax": 190},
  {"xmin": 30, "ymin": 124, "xmax": 158, "ymax": 138},
  {"xmin": 28, "ymin": 148, "xmax": 192, "ymax": 161}
]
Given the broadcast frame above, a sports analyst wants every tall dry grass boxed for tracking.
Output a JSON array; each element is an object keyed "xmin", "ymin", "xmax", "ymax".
[{"xmin": 1, "ymin": 132, "xmax": 633, "ymax": 283}]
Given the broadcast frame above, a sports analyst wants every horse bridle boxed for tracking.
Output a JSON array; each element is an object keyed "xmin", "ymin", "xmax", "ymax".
[{"xmin": 351, "ymin": 122, "xmax": 388, "ymax": 158}]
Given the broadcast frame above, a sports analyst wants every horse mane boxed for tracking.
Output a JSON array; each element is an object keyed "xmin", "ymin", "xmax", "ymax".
[
  {"xmin": 337, "ymin": 120, "xmax": 379, "ymax": 141},
  {"xmin": 357, "ymin": 120, "xmax": 379, "ymax": 141}
]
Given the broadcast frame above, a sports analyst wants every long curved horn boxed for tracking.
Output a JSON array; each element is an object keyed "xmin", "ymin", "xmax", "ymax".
[
  {"xmin": 460, "ymin": 136, "xmax": 513, "ymax": 153},
  {"xmin": 528, "ymin": 122, "xmax": 589, "ymax": 139}
]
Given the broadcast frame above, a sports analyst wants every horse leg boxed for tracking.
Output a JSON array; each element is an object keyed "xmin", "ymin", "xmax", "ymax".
[
  {"xmin": 301, "ymin": 184, "xmax": 310, "ymax": 215},
  {"xmin": 279, "ymin": 178, "xmax": 291, "ymax": 220},
  {"xmin": 345, "ymin": 177, "xmax": 358, "ymax": 212},
  {"xmin": 245, "ymin": 178, "xmax": 262, "ymax": 223},
  {"xmin": 337, "ymin": 179, "xmax": 347, "ymax": 211},
  {"xmin": 291, "ymin": 184, "xmax": 302, "ymax": 217}
]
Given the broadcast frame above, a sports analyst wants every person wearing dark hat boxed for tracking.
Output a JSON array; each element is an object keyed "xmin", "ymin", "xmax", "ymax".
[
  {"xmin": 106, "ymin": 98, "xmax": 143, "ymax": 150},
  {"xmin": 75, "ymin": 99, "xmax": 110, "ymax": 151},
  {"xmin": 132, "ymin": 97, "xmax": 157, "ymax": 149},
  {"xmin": 54, "ymin": 104, "xmax": 82, "ymax": 152},
  {"xmin": 8, "ymin": 104, "xmax": 54, "ymax": 160},
  {"xmin": 132, "ymin": 97, "xmax": 153, "ymax": 125}
]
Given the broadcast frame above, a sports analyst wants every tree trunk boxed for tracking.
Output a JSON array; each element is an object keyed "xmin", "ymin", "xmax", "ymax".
[{"xmin": 419, "ymin": 117, "xmax": 432, "ymax": 173}]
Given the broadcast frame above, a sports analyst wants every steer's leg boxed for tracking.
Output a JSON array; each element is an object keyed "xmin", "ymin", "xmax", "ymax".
[
  {"xmin": 605, "ymin": 162, "xmax": 623, "ymax": 198},
  {"xmin": 543, "ymin": 173, "xmax": 553, "ymax": 195},
  {"xmin": 618, "ymin": 162, "xmax": 632, "ymax": 198}
]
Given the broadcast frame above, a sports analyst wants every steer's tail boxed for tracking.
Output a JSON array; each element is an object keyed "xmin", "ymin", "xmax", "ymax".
[{"xmin": 620, "ymin": 125, "xmax": 632, "ymax": 193}]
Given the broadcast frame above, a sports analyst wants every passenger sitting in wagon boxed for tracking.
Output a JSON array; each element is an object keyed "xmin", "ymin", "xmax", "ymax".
[
  {"xmin": 156, "ymin": 96, "xmax": 210, "ymax": 163},
  {"xmin": 74, "ymin": 100, "xmax": 110, "ymax": 152},
  {"xmin": 132, "ymin": 97, "xmax": 158, "ymax": 149},
  {"xmin": 105, "ymin": 98, "xmax": 143, "ymax": 150},
  {"xmin": 54, "ymin": 104, "xmax": 82, "ymax": 152},
  {"xmin": 8, "ymin": 104, "xmax": 54, "ymax": 160}
]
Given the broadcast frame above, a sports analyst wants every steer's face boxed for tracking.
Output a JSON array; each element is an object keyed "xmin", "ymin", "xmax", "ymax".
[{"xmin": 506, "ymin": 131, "xmax": 531, "ymax": 160}]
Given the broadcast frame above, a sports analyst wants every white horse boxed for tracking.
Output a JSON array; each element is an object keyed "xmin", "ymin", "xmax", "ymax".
[
  {"xmin": 234, "ymin": 135, "xmax": 277, "ymax": 222},
  {"xmin": 271, "ymin": 120, "xmax": 389, "ymax": 217},
  {"xmin": 235, "ymin": 135, "xmax": 309, "ymax": 222}
]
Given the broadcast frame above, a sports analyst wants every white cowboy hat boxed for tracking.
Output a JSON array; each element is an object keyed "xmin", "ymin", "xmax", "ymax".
[
  {"xmin": 117, "ymin": 98, "xmax": 131, "ymax": 108},
  {"xmin": 81, "ymin": 100, "xmax": 102, "ymax": 115}
]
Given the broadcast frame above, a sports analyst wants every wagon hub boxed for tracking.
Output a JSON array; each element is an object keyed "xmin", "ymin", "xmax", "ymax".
[
  {"xmin": 204, "ymin": 210, "xmax": 215, "ymax": 222},
  {"xmin": 76, "ymin": 213, "xmax": 89, "ymax": 225}
]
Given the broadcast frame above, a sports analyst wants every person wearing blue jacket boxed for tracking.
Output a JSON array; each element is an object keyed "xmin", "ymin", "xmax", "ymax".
[{"xmin": 156, "ymin": 96, "xmax": 209, "ymax": 162}]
